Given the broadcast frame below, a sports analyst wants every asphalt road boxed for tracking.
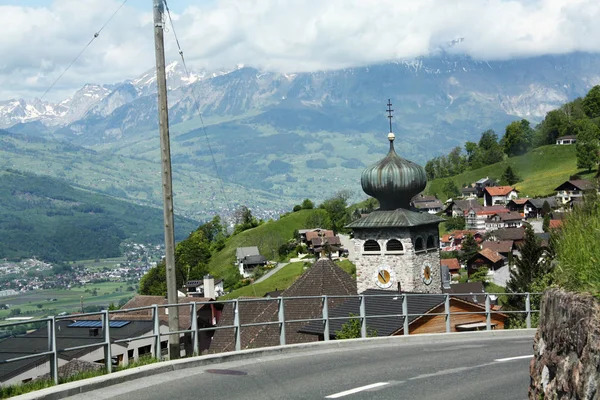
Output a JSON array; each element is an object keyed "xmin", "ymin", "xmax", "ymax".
[{"xmin": 69, "ymin": 335, "xmax": 534, "ymax": 400}]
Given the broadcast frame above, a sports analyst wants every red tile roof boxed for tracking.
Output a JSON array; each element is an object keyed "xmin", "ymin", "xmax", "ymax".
[
  {"xmin": 485, "ymin": 186, "xmax": 516, "ymax": 196},
  {"xmin": 549, "ymin": 220, "xmax": 563, "ymax": 230},
  {"xmin": 305, "ymin": 230, "xmax": 335, "ymax": 242},
  {"xmin": 441, "ymin": 258, "xmax": 461, "ymax": 272},
  {"xmin": 477, "ymin": 248, "xmax": 505, "ymax": 264},
  {"xmin": 481, "ymin": 240, "xmax": 514, "ymax": 254}
]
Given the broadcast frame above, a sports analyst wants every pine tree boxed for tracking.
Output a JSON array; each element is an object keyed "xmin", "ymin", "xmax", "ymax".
[
  {"xmin": 542, "ymin": 200, "xmax": 551, "ymax": 216},
  {"xmin": 460, "ymin": 233, "xmax": 479, "ymax": 264},
  {"xmin": 542, "ymin": 214, "xmax": 550, "ymax": 233},
  {"xmin": 502, "ymin": 165, "xmax": 519, "ymax": 185},
  {"xmin": 575, "ymin": 119, "xmax": 600, "ymax": 172}
]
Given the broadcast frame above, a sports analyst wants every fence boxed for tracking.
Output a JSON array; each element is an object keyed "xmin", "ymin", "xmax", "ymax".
[{"xmin": 0, "ymin": 292, "xmax": 539, "ymax": 386}]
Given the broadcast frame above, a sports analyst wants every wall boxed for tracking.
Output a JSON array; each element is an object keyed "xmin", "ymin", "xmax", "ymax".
[
  {"xmin": 400, "ymin": 299, "xmax": 506, "ymax": 335},
  {"xmin": 530, "ymin": 289, "xmax": 600, "ymax": 399}
]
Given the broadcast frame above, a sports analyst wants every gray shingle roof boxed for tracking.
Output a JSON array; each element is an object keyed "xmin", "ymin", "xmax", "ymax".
[
  {"xmin": 299, "ymin": 289, "xmax": 446, "ymax": 338},
  {"xmin": 235, "ymin": 247, "xmax": 260, "ymax": 260}
]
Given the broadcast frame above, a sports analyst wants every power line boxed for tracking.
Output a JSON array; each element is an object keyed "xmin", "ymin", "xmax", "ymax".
[
  {"xmin": 39, "ymin": 0, "xmax": 129, "ymax": 102},
  {"xmin": 163, "ymin": 0, "xmax": 234, "ymax": 215}
]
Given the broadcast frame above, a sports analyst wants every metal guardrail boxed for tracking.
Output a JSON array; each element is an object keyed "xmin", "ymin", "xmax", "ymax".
[{"xmin": 0, "ymin": 292, "xmax": 539, "ymax": 385}]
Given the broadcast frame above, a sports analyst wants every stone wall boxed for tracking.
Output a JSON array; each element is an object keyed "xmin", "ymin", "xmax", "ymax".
[
  {"xmin": 530, "ymin": 289, "xmax": 600, "ymax": 399},
  {"xmin": 353, "ymin": 227, "xmax": 441, "ymax": 293}
]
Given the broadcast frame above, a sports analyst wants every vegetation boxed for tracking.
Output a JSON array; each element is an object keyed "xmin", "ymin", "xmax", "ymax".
[
  {"xmin": 335, "ymin": 313, "xmax": 377, "ymax": 339},
  {"xmin": 459, "ymin": 234, "xmax": 479, "ymax": 264},
  {"xmin": 0, "ymin": 170, "xmax": 198, "ymax": 261},
  {"xmin": 220, "ymin": 262, "xmax": 307, "ymax": 299}
]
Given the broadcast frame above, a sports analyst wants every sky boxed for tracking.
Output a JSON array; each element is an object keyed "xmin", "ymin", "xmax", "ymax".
[{"xmin": 1, "ymin": 0, "xmax": 599, "ymax": 101}]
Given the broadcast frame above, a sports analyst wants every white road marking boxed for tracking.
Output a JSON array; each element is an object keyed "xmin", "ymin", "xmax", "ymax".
[
  {"xmin": 495, "ymin": 355, "xmax": 533, "ymax": 362},
  {"xmin": 325, "ymin": 382, "xmax": 390, "ymax": 398}
]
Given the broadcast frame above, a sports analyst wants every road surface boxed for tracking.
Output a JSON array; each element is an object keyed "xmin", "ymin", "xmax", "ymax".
[{"xmin": 70, "ymin": 333, "xmax": 534, "ymax": 400}]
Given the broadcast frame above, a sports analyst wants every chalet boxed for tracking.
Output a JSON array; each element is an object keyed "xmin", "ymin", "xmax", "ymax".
[
  {"xmin": 506, "ymin": 198, "xmax": 528, "ymax": 216},
  {"xmin": 465, "ymin": 206, "xmax": 510, "ymax": 231},
  {"xmin": 475, "ymin": 177, "xmax": 497, "ymax": 198},
  {"xmin": 299, "ymin": 228, "xmax": 334, "ymax": 244},
  {"xmin": 239, "ymin": 255, "xmax": 268, "ymax": 278},
  {"xmin": 488, "ymin": 227, "xmax": 526, "ymax": 247},
  {"xmin": 311, "ymin": 235, "xmax": 343, "ymax": 257},
  {"xmin": 556, "ymin": 135, "xmax": 577, "ymax": 145},
  {"xmin": 411, "ymin": 194, "xmax": 443, "ymax": 214},
  {"xmin": 484, "ymin": 212, "xmax": 523, "ymax": 230},
  {"xmin": 523, "ymin": 197, "xmax": 557, "ymax": 218},
  {"xmin": 481, "ymin": 241, "xmax": 514, "ymax": 264},
  {"xmin": 444, "ymin": 199, "xmax": 481, "ymax": 217},
  {"xmin": 208, "ymin": 258, "xmax": 357, "ymax": 353},
  {"xmin": 440, "ymin": 258, "xmax": 461, "ymax": 277},
  {"xmin": 484, "ymin": 186, "xmax": 518, "ymax": 207},
  {"xmin": 554, "ymin": 180, "xmax": 596, "ymax": 205},
  {"xmin": 299, "ymin": 289, "xmax": 507, "ymax": 338},
  {"xmin": 235, "ymin": 246, "xmax": 260, "ymax": 264},
  {"xmin": 440, "ymin": 230, "xmax": 482, "ymax": 251},
  {"xmin": 461, "ymin": 186, "xmax": 478, "ymax": 199},
  {"xmin": 467, "ymin": 248, "xmax": 506, "ymax": 276}
]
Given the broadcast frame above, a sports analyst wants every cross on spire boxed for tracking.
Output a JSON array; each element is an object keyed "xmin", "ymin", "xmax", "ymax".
[{"xmin": 386, "ymin": 99, "xmax": 394, "ymax": 133}]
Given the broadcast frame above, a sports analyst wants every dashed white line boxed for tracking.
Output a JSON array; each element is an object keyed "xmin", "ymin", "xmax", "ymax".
[
  {"xmin": 325, "ymin": 382, "xmax": 390, "ymax": 398},
  {"xmin": 495, "ymin": 355, "xmax": 533, "ymax": 362}
]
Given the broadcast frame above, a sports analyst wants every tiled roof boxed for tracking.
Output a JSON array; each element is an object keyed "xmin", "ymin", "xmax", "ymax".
[
  {"xmin": 346, "ymin": 208, "xmax": 444, "ymax": 229},
  {"xmin": 440, "ymin": 258, "xmax": 460, "ymax": 272},
  {"xmin": 549, "ymin": 220, "xmax": 563, "ymax": 229},
  {"xmin": 305, "ymin": 230, "xmax": 335, "ymax": 242},
  {"xmin": 312, "ymin": 236, "xmax": 342, "ymax": 246},
  {"xmin": 510, "ymin": 198, "xmax": 529, "ymax": 205},
  {"xmin": 242, "ymin": 254, "xmax": 267, "ymax": 265},
  {"xmin": 411, "ymin": 194, "xmax": 439, "ymax": 203},
  {"xmin": 209, "ymin": 259, "xmax": 357, "ymax": 353},
  {"xmin": 115, "ymin": 295, "xmax": 211, "ymax": 329},
  {"xmin": 442, "ymin": 282, "xmax": 486, "ymax": 303},
  {"xmin": 481, "ymin": 240, "xmax": 514, "ymax": 254},
  {"xmin": 36, "ymin": 359, "xmax": 103, "ymax": 381},
  {"xmin": 554, "ymin": 180, "xmax": 596, "ymax": 192},
  {"xmin": 413, "ymin": 200, "xmax": 443, "ymax": 209},
  {"xmin": 235, "ymin": 247, "xmax": 260, "ymax": 259},
  {"xmin": 445, "ymin": 199, "xmax": 482, "ymax": 212},
  {"xmin": 485, "ymin": 186, "xmax": 516, "ymax": 196},
  {"xmin": 476, "ymin": 248, "xmax": 505, "ymax": 264},
  {"xmin": 526, "ymin": 197, "xmax": 557, "ymax": 209},
  {"xmin": 498, "ymin": 212, "xmax": 523, "ymax": 222},
  {"xmin": 475, "ymin": 206, "xmax": 510, "ymax": 216}
]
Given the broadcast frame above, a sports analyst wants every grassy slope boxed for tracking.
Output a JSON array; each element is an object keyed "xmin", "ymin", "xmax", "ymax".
[
  {"xmin": 208, "ymin": 209, "xmax": 327, "ymax": 279},
  {"xmin": 426, "ymin": 145, "xmax": 595, "ymax": 201}
]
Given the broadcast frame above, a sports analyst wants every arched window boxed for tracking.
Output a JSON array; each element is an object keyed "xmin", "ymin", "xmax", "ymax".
[
  {"xmin": 363, "ymin": 240, "xmax": 381, "ymax": 252},
  {"xmin": 414, "ymin": 237, "xmax": 424, "ymax": 252},
  {"xmin": 426, "ymin": 235, "xmax": 436, "ymax": 249},
  {"xmin": 386, "ymin": 239, "xmax": 404, "ymax": 252}
]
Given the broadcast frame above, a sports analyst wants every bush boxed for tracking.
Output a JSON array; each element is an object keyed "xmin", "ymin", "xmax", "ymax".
[{"xmin": 293, "ymin": 205, "xmax": 302, "ymax": 212}]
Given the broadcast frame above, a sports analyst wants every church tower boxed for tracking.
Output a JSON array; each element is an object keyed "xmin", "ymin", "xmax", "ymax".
[{"xmin": 347, "ymin": 100, "xmax": 443, "ymax": 294}]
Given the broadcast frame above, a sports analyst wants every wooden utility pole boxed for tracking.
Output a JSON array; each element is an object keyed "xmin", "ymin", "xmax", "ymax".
[{"xmin": 153, "ymin": 0, "xmax": 179, "ymax": 359}]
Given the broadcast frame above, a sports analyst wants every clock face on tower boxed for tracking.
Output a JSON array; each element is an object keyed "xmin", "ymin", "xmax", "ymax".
[
  {"xmin": 421, "ymin": 262, "xmax": 433, "ymax": 286},
  {"xmin": 375, "ymin": 265, "xmax": 395, "ymax": 289}
]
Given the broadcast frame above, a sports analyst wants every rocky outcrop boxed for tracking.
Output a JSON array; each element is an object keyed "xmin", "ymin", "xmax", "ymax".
[{"xmin": 530, "ymin": 289, "xmax": 600, "ymax": 399}]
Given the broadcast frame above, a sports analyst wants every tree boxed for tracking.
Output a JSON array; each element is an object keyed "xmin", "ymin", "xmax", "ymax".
[
  {"xmin": 464, "ymin": 141, "xmax": 478, "ymax": 164},
  {"xmin": 320, "ymin": 191, "xmax": 351, "ymax": 233},
  {"xmin": 445, "ymin": 216, "xmax": 465, "ymax": 231},
  {"xmin": 469, "ymin": 267, "xmax": 489, "ymax": 283},
  {"xmin": 447, "ymin": 146, "xmax": 467, "ymax": 176},
  {"xmin": 443, "ymin": 180, "xmax": 460, "ymax": 199},
  {"xmin": 460, "ymin": 234, "xmax": 479, "ymax": 264},
  {"xmin": 506, "ymin": 224, "xmax": 546, "ymax": 295},
  {"xmin": 425, "ymin": 160, "xmax": 436, "ymax": 180},
  {"xmin": 293, "ymin": 205, "xmax": 302, "ymax": 212},
  {"xmin": 301, "ymin": 199, "xmax": 314, "ymax": 209},
  {"xmin": 582, "ymin": 85, "xmax": 600, "ymax": 119},
  {"xmin": 305, "ymin": 209, "xmax": 332, "ymax": 229},
  {"xmin": 335, "ymin": 313, "xmax": 377, "ymax": 339},
  {"xmin": 502, "ymin": 119, "xmax": 534, "ymax": 157},
  {"xmin": 501, "ymin": 165, "xmax": 519, "ymax": 186},
  {"xmin": 542, "ymin": 200, "xmax": 551, "ymax": 216},
  {"xmin": 574, "ymin": 119, "xmax": 600, "ymax": 172},
  {"xmin": 542, "ymin": 213, "xmax": 550, "ymax": 233},
  {"xmin": 476, "ymin": 130, "xmax": 504, "ymax": 166},
  {"xmin": 108, "ymin": 303, "xmax": 119, "ymax": 311},
  {"xmin": 535, "ymin": 109, "xmax": 570, "ymax": 146}
]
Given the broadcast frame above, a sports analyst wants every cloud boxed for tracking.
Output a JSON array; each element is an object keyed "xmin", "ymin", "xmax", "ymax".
[{"xmin": 1, "ymin": 0, "xmax": 599, "ymax": 100}]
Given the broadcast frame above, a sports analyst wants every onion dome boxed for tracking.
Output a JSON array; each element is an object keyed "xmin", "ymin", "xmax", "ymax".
[{"xmin": 361, "ymin": 132, "xmax": 427, "ymax": 210}]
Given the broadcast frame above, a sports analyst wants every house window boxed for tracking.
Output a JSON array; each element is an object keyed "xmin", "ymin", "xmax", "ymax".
[
  {"xmin": 414, "ymin": 237, "xmax": 424, "ymax": 252},
  {"xmin": 363, "ymin": 240, "xmax": 381, "ymax": 253},
  {"xmin": 386, "ymin": 239, "xmax": 404, "ymax": 253},
  {"xmin": 426, "ymin": 236, "xmax": 436, "ymax": 249}
]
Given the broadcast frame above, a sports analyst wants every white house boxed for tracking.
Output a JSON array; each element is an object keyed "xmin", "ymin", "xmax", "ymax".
[
  {"xmin": 556, "ymin": 135, "xmax": 577, "ymax": 145},
  {"xmin": 483, "ymin": 186, "xmax": 519, "ymax": 207}
]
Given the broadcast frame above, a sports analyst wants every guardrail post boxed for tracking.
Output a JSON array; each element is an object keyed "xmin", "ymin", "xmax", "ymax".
[
  {"xmin": 103, "ymin": 310, "xmax": 112, "ymax": 373},
  {"xmin": 359, "ymin": 295, "xmax": 366, "ymax": 339},
  {"xmin": 402, "ymin": 294, "xmax": 409, "ymax": 336},
  {"xmin": 48, "ymin": 317, "xmax": 58, "ymax": 385},
  {"xmin": 191, "ymin": 302, "xmax": 199, "ymax": 356},
  {"xmin": 444, "ymin": 294, "xmax": 450, "ymax": 333},
  {"xmin": 153, "ymin": 304, "xmax": 160, "ymax": 359},
  {"xmin": 278, "ymin": 297, "xmax": 286, "ymax": 346},
  {"xmin": 234, "ymin": 299, "xmax": 241, "ymax": 352},
  {"xmin": 322, "ymin": 295, "xmax": 329, "ymax": 341},
  {"xmin": 485, "ymin": 294, "xmax": 491, "ymax": 331},
  {"xmin": 525, "ymin": 292, "xmax": 531, "ymax": 329}
]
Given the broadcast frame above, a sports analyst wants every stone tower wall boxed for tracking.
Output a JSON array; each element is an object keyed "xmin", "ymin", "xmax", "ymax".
[{"xmin": 353, "ymin": 227, "xmax": 441, "ymax": 294}]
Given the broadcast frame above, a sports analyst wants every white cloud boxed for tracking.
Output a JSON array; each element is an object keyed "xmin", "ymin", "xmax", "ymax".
[{"xmin": 1, "ymin": 0, "xmax": 599, "ymax": 100}]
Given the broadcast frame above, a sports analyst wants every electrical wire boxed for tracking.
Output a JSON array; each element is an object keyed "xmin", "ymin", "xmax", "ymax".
[
  {"xmin": 163, "ymin": 0, "xmax": 234, "ymax": 214},
  {"xmin": 39, "ymin": 0, "xmax": 129, "ymax": 102}
]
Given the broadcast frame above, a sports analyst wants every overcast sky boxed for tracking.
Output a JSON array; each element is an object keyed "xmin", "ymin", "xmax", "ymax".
[{"xmin": 1, "ymin": 0, "xmax": 599, "ymax": 101}]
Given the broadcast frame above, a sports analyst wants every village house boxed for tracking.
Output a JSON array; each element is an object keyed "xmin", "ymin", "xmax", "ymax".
[
  {"xmin": 465, "ymin": 206, "xmax": 510, "ymax": 231},
  {"xmin": 554, "ymin": 180, "xmax": 596, "ymax": 205},
  {"xmin": 506, "ymin": 198, "xmax": 528, "ymax": 216},
  {"xmin": 461, "ymin": 186, "xmax": 478, "ymax": 199},
  {"xmin": 488, "ymin": 227, "xmax": 527, "ymax": 247},
  {"xmin": 483, "ymin": 186, "xmax": 518, "ymax": 206},
  {"xmin": 235, "ymin": 246, "xmax": 267, "ymax": 278},
  {"xmin": 475, "ymin": 177, "xmax": 497, "ymax": 198},
  {"xmin": 440, "ymin": 258, "xmax": 461, "ymax": 278},
  {"xmin": 555, "ymin": 135, "xmax": 577, "ymax": 145},
  {"xmin": 440, "ymin": 230, "xmax": 483, "ymax": 251},
  {"xmin": 184, "ymin": 275, "xmax": 224, "ymax": 298},
  {"xmin": 299, "ymin": 289, "xmax": 507, "ymax": 338},
  {"xmin": 521, "ymin": 197, "xmax": 557, "ymax": 218},
  {"xmin": 484, "ymin": 212, "xmax": 523, "ymax": 230},
  {"xmin": 411, "ymin": 194, "xmax": 444, "ymax": 214},
  {"xmin": 444, "ymin": 199, "xmax": 482, "ymax": 217},
  {"xmin": 298, "ymin": 228, "xmax": 334, "ymax": 245},
  {"xmin": 481, "ymin": 241, "xmax": 515, "ymax": 264},
  {"xmin": 467, "ymin": 248, "xmax": 506, "ymax": 277}
]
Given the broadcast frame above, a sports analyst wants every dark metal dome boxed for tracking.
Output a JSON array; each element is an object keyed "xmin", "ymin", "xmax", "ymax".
[{"xmin": 361, "ymin": 133, "xmax": 427, "ymax": 210}]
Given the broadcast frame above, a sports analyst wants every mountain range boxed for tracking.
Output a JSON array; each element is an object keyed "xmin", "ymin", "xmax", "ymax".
[{"xmin": 2, "ymin": 52, "xmax": 600, "ymax": 217}]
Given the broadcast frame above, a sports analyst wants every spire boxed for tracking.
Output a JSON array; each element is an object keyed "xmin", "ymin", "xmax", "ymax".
[{"xmin": 386, "ymin": 99, "xmax": 395, "ymax": 146}]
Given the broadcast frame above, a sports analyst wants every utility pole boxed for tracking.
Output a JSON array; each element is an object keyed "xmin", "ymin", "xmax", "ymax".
[{"xmin": 153, "ymin": 0, "xmax": 179, "ymax": 359}]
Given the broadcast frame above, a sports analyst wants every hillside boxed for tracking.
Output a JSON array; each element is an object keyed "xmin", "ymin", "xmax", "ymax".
[
  {"xmin": 208, "ymin": 209, "xmax": 329, "ymax": 279},
  {"xmin": 0, "ymin": 170, "xmax": 199, "ymax": 261},
  {"xmin": 425, "ymin": 145, "xmax": 595, "ymax": 201}
]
